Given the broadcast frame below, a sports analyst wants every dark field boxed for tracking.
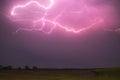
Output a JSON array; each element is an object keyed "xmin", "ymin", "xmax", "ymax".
[{"xmin": 0, "ymin": 68, "xmax": 120, "ymax": 80}]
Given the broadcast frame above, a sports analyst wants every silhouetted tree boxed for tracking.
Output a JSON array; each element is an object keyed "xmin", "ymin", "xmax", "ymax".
[
  {"xmin": 25, "ymin": 66, "xmax": 30, "ymax": 70},
  {"xmin": 7, "ymin": 65, "xmax": 13, "ymax": 70},
  {"xmin": 32, "ymin": 66, "xmax": 38, "ymax": 70},
  {"xmin": 0, "ymin": 65, "xmax": 3, "ymax": 70},
  {"xmin": 2, "ymin": 65, "xmax": 13, "ymax": 70},
  {"xmin": 17, "ymin": 67, "xmax": 22, "ymax": 70}
]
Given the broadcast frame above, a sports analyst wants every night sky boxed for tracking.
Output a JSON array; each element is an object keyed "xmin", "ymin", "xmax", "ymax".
[{"xmin": 0, "ymin": 0, "xmax": 120, "ymax": 68}]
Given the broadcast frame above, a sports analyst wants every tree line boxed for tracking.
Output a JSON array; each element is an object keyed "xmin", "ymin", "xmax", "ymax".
[{"xmin": 0, "ymin": 65, "xmax": 39, "ymax": 70}]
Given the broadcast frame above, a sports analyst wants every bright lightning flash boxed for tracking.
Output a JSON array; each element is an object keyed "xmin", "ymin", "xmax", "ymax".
[{"xmin": 10, "ymin": 0, "xmax": 104, "ymax": 34}]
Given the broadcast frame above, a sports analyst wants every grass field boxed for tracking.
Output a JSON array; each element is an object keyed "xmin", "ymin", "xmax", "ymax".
[{"xmin": 0, "ymin": 68, "xmax": 120, "ymax": 80}]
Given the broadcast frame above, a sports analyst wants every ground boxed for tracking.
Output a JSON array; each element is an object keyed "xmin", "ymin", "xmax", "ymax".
[{"xmin": 0, "ymin": 68, "xmax": 120, "ymax": 80}]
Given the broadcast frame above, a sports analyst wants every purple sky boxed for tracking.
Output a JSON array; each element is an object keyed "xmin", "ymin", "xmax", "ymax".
[{"xmin": 0, "ymin": 0, "xmax": 120, "ymax": 68}]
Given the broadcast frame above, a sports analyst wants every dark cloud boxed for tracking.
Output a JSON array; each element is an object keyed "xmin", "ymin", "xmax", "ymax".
[{"xmin": 0, "ymin": 0, "xmax": 120, "ymax": 68}]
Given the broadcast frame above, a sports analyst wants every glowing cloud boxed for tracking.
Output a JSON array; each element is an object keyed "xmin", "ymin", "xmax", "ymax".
[{"xmin": 10, "ymin": 0, "xmax": 104, "ymax": 34}]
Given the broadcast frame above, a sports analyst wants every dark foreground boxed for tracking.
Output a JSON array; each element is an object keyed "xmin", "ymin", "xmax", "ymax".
[{"xmin": 0, "ymin": 68, "xmax": 120, "ymax": 80}]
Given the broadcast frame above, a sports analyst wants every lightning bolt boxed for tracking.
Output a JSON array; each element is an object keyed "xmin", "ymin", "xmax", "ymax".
[
  {"xmin": 11, "ymin": 0, "xmax": 54, "ymax": 15},
  {"xmin": 11, "ymin": 0, "xmax": 104, "ymax": 34}
]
